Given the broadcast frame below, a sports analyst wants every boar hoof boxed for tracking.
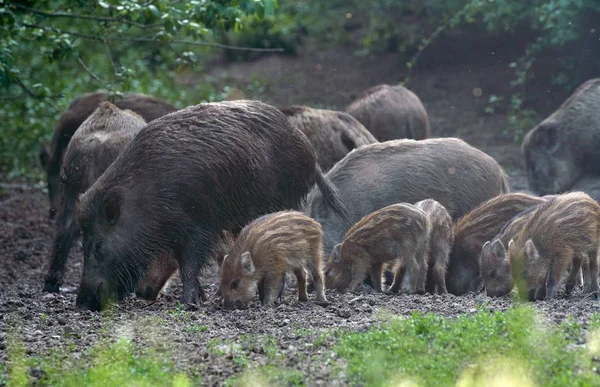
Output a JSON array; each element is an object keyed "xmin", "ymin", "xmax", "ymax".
[
  {"xmin": 43, "ymin": 278, "xmax": 61, "ymax": 293},
  {"xmin": 316, "ymin": 299, "xmax": 329, "ymax": 307}
]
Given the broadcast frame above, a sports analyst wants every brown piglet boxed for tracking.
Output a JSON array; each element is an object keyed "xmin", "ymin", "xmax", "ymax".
[
  {"xmin": 219, "ymin": 211, "xmax": 327, "ymax": 309},
  {"xmin": 325, "ymin": 203, "xmax": 431, "ymax": 294},
  {"xmin": 415, "ymin": 199, "xmax": 453, "ymax": 294},
  {"xmin": 506, "ymin": 192, "xmax": 600, "ymax": 301}
]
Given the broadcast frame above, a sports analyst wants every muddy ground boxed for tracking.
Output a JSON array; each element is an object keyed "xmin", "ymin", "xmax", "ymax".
[{"xmin": 2, "ymin": 44, "xmax": 600, "ymax": 385}]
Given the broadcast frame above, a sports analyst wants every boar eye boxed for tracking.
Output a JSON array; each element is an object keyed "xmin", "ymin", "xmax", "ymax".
[
  {"xmin": 230, "ymin": 279, "xmax": 240, "ymax": 290},
  {"xmin": 94, "ymin": 241, "xmax": 103, "ymax": 256}
]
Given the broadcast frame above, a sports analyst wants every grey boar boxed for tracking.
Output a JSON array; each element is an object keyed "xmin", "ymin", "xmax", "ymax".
[
  {"xmin": 307, "ymin": 137, "xmax": 509, "ymax": 257},
  {"xmin": 522, "ymin": 78, "xmax": 600, "ymax": 195},
  {"xmin": 38, "ymin": 91, "xmax": 177, "ymax": 219},
  {"xmin": 325, "ymin": 203, "xmax": 431, "ymax": 294},
  {"xmin": 280, "ymin": 106, "xmax": 378, "ymax": 171},
  {"xmin": 42, "ymin": 102, "xmax": 149, "ymax": 294},
  {"xmin": 448, "ymin": 192, "xmax": 547, "ymax": 295},
  {"xmin": 345, "ymin": 84, "xmax": 430, "ymax": 141},
  {"xmin": 74, "ymin": 100, "xmax": 348, "ymax": 311},
  {"xmin": 505, "ymin": 191, "xmax": 600, "ymax": 300},
  {"xmin": 414, "ymin": 199, "xmax": 453, "ymax": 294},
  {"xmin": 219, "ymin": 211, "xmax": 327, "ymax": 309}
]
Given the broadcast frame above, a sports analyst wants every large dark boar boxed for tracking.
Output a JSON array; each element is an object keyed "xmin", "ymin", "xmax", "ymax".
[
  {"xmin": 74, "ymin": 100, "xmax": 349, "ymax": 311},
  {"xmin": 280, "ymin": 106, "xmax": 378, "ymax": 171},
  {"xmin": 447, "ymin": 192, "xmax": 547, "ymax": 295},
  {"xmin": 42, "ymin": 102, "xmax": 147, "ymax": 293},
  {"xmin": 522, "ymin": 78, "xmax": 600, "ymax": 195},
  {"xmin": 505, "ymin": 192, "xmax": 600, "ymax": 300},
  {"xmin": 345, "ymin": 84, "xmax": 430, "ymax": 141},
  {"xmin": 325, "ymin": 203, "xmax": 431, "ymax": 294},
  {"xmin": 307, "ymin": 138, "xmax": 509, "ymax": 256},
  {"xmin": 219, "ymin": 211, "xmax": 327, "ymax": 309},
  {"xmin": 39, "ymin": 91, "xmax": 177, "ymax": 219}
]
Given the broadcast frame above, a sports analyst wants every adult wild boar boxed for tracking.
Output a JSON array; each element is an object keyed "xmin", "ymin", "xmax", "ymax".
[
  {"xmin": 345, "ymin": 84, "xmax": 430, "ymax": 141},
  {"xmin": 39, "ymin": 91, "xmax": 177, "ymax": 219},
  {"xmin": 75, "ymin": 100, "xmax": 348, "ymax": 311},
  {"xmin": 280, "ymin": 106, "xmax": 378, "ymax": 171},
  {"xmin": 522, "ymin": 78, "xmax": 600, "ymax": 195},
  {"xmin": 306, "ymin": 138, "xmax": 509, "ymax": 256},
  {"xmin": 42, "ymin": 102, "xmax": 147, "ymax": 293}
]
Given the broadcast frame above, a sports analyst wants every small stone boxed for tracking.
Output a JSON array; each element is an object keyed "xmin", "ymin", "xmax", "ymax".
[{"xmin": 337, "ymin": 309, "xmax": 351, "ymax": 318}]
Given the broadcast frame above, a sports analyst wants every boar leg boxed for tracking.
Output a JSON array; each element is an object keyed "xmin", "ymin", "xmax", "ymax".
[
  {"xmin": 425, "ymin": 265, "xmax": 436, "ymax": 294},
  {"xmin": 586, "ymin": 248, "xmax": 600, "ymax": 297},
  {"xmin": 261, "ymin": 277, "xmax": 281, "ymax": 307},
  {"xmin": 177, "ymin": 235, "xmax": 211, "ymax": 305},
  {"xmin": 432, "ymin": 263, "xmax": 448, "ymax": 294},
  {"xmin": 414, "ymin": 250, "xmax": 428, "ymax": 295},
  {"xmin": 43, "ymin": 209, "xmax": 80, "ymax": 293},
  {"xmin": 294, "ymin": 269, "xmax": 309, "ymax": 302},
  {"xmin": 389, "ymin": 263, "xmax": 407, "ymax": 294},
  {"xmin": 369, "ymin": 263, "xmax": 384, "ymax": 293},
  {"xmin": 308, "ymin": 264, "xmax": 328, "ymax": 304},
  {"xmin": 257, "ymin": 279, "xmax": 266, "ymax": 303},
  {"xmin": 565, "ymin": 256, "xmax": 583, "ymax": 295}
]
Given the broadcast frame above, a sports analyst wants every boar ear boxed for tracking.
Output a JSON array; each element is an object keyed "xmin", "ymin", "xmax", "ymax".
[
  {"xmin": 332, "ymin": 244, "xmax": 342, "ymax": 263},
  {"xmin": 481, "ymin": 241, "xmax": 491, "ymax": 254},
  {"xmin": 491, "ymin": 239, "xmax": 507, "ymax": 261},
  {"xmin": 524, "ymin": 239, "xmax": 538, "ymax": 260},
  {"xmin": 102, "ymin": 191, "xmax": 121, "ymax": 226},
  {"xmin": 222, "ymin": 254, "xmax": 229, "ymax": 267},
  {"xmin": 536, "ymin": 124, "xmax": 560, "ymax": 154},
  {"xmin": 240, "ymin": 251, "xmax": 255, "ymax": 274},
  {"xmin": 39, "ymin": 145, "xmax": 49, "ymax": 169}
]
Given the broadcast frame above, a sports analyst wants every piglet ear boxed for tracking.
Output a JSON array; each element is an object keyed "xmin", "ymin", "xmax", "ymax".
[
  {"xmin": 491, "ymin": 239, "xmax": 507, "ymax": 262},
  {"xmin": 240, "ymin": 251, "xmax": 255, "ymax": 274},
  {"xmin": 222, "ymin": 254, "xmax": 229, "ymax": 267},
  {"xmin": 102, "ymin": 191, "xmax": 121, "ymax": 226},
  {"xmin": 332, "ymin": 244, "xmax": 342, "ymax": 263}
]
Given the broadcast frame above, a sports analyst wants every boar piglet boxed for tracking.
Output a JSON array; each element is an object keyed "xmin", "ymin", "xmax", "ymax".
[
  {"xmin": 449, "ymin": 192, "xmax": 547, "ymax": 295},
  {"xmin": 219, "ymin": 211, "xmax": 327, "ymax": 309},
  {"xmin": 325, "ymin": 203, "xmax": 431, "ymax": 294},
  {"xmin": 414, "ymin": 199, "xmax": 453, "ymax": 294},
  {"xmin": 506, "ymin": 192, "xmax": 600, "ymax": 300}
]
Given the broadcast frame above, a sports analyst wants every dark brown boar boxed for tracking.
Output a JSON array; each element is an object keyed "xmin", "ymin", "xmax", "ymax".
[
  {"xmin": 522, "ymin": 78, "xmax": 600, "ymax": 195},
  {"xmin": 280, "ymin": 106, "xmax": 378, "ymax": 171},
  {"xmin": 345, "ymin": 84, "xmax": 430, "ymax": 141},
  {"xmin": 325, "ymin": 203, "xmax": 431, "ymax": 294},
  {"xmin": 506, "ymin": 191, "xmax": 600, "ymax": 300},
  {"xmin": 414, "ymin": 199, "xmax": 453, "ymax": 294},
  {"xmin": 38, "ymin": 91, "xmax": 177, "ymax": 219},
  {"xmin": 219, "ymin": 211, "xmax": 327, "ymax": 309},
  {"xmin": 448, "ymin": 192, "xmax": 547, "ymax": 295},
  {"xmin": 42, "ymin": 102, "xmax": 148, "ymax": 293},
  {"xmin": 74, "ymin": 100, "xmax": 349, "ymax": 311}
]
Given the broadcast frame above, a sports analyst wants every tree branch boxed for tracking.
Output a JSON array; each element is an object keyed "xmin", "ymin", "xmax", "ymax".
[
  {"xmin": 20, "ymin": 23, "xmax": 285, "ymax": 52},
  {"xmin": 77, "ymin": 57, "xmax": 107, "ymax": 86},
  {"xmin": 14, "ymin": 4, "xmax": 155, "ymax": 30}
]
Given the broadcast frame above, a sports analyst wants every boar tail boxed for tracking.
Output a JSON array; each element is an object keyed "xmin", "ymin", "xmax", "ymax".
[{"xmin": 314, "ymin": 165, "xmax": 351, "ymax": 226}]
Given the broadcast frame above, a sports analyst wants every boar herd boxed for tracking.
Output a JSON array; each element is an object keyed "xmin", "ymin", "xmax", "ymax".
[{"xmin": 37, "ymin": 78, "xmax": 600, "ymax": 311}]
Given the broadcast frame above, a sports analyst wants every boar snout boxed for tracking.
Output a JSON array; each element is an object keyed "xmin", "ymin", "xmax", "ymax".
[{"xmin": 76, "ymin": 280, "xmax": 115, "ymax": 311}]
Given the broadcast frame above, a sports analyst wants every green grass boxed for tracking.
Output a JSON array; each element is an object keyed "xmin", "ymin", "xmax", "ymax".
[{"xmin": 334, "ymin": 305, "xmax": 600, "ymax": 386}]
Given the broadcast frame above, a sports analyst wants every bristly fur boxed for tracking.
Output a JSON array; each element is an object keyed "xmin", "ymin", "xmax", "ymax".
[
  {"xmin": 345, "ymin": 84, "xmax": 430, "ymax": 141},
  {"xmin": 75, "ymin": 100, "xmax": 348, "ymax": 310},
  {"xmin": 522, "ymin": 78, "xmax": 600, "ymax": 195},
  {"xmin": 307, "ymin": 137, "xmax": 510, "ymax": 256},
  {"xmin": 448, "ymin": 192, "xmax": 547, "ymax": 295},
  {"xmin": 280, "ymin": 105, "xmax": 378, "ymax": 171},
  {"xmin": 39, "ymin": 91, "xmax": 177, "ymax": 219}
]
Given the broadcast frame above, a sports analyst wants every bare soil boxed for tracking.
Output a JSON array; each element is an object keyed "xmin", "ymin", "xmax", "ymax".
[{"xmin": 2, "ymin": 44, "xmax": 600, "ymax": 385}]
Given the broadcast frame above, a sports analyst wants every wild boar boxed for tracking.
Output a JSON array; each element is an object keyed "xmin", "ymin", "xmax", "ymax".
[
  {"xmin": 522, "ymin": 78, "xmax": 600, "ymax": 195},
  {"xmin": 219, "ymin": 211, "xmax": 327, "ymax": 309},
  {"xmin": 74, "ymin": 100, "xmax": 348, "ymax": 311},
  {"xmin": 325, "ymin": 203, "xmax": 431, "ymax": 294},
  {"xmin": 505, "ymin": 191, "xmax": 600, "ymax": 300},
  {"xmin": 414, "ymin": 199, "xmax": 453, "ymax": 294},
  {"xmin": 38, "ymin": 91, "xmax": 177, "ymax": 219},
  {"xmin": 345, "ymin": 84, "xmax": 430, "ymax": 141},
  {"xmin": 280, "ymin": 106, "xmax": 378, "ymax": 171},
  {"xmin": 307, "ymin": 137, "xmax": 509, "ymax": 257},
  {"xmin": 42, "ymin": 102, "xmax": 147, "ymax": 293},
  {"xmin": 448, "ymin": 192, "xmax": 547, "ymax": 295}
]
